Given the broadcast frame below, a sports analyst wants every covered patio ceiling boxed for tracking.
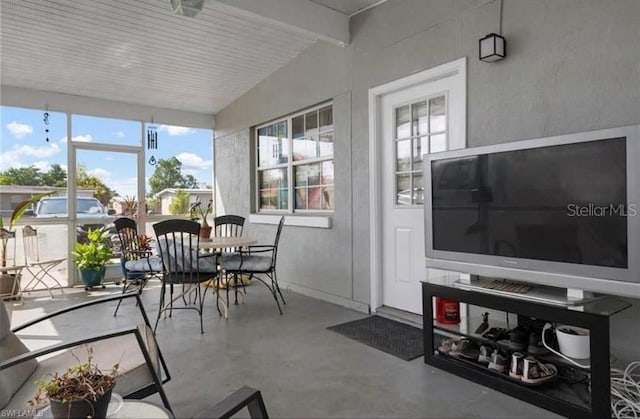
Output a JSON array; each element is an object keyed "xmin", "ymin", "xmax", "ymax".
[{"xmin": 0, "ymin": 0, "xmax": 379, "ymax": 115}]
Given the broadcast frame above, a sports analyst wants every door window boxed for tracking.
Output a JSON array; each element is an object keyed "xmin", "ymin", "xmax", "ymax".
[{"xmin": 394, "ymin": 95, "xmax": 446, "ymax": 206}]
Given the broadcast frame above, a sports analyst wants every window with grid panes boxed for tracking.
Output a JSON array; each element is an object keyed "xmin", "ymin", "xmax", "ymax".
[
  {"xmin": 256, "ymin": 103, "xmax": 334, "ymax": 213},
  {"xmin": 394, "ymin": 95, "xmax": 446, "ymax": 205}
]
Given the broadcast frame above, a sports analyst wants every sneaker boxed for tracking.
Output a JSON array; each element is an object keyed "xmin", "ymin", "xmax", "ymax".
[
  {"xmin": 488, "ymin": 349, "xmax": 507, "ymax": 373},
  {"xmin": 509, "ymin": 326, "xmax": 530, "ymax": 351},
  {"xmin": 450, "ymin": 339, "xmax": 471, "ymax": 357},
  {"xmin": 527, "ymin": 332, "xmax": 549, "ymax": 355},
  {"xmin": 459, "ymin": 340, "xmax": 481, "ymax": 360},
  {"xmin": 522, "ymin": 356, "xmax": 558, "ymax": 384},
  {"xmin": 509, "ymin": 352, "xmax": 525, "ymax": 379},
  {"xmin": 437, "ymin": 338, "xmax": 460, "ymax": 354},
  {"xmin": 477, "ymin": 345, "xmax": 492, "ymax": 364}
]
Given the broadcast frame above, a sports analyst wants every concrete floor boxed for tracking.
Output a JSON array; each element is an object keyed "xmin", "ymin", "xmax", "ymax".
[{"xmin": 6, "ymin": 282, "xmax": 558, "ymax": 418}]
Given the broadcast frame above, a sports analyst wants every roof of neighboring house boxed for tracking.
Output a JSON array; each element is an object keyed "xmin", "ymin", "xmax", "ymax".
[
  {"xmin": 155, "ymin": 188, "xmax": 213, "ymax": 199},
  {"xmin": 0, "ymin": 185, "xmax": 95, "ymax": 195}
]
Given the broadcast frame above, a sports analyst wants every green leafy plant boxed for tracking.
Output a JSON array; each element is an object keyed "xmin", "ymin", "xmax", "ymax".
[
  {"xmin": 30, "ymin": 346, "xmax": 118, "ymax": 408},
  {"xmin": 72, "ymin": 229, "xmax": 113, "ymax": 270},
  {"xmin": 189, "ymin": 199, "xmax": 213, "ymax": 228},
  {"xmin": 1, "ymin": 192, "xmax": 55, "ymax": 267}
]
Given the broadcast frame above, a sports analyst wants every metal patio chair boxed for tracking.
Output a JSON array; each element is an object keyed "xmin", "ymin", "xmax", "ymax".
[
  {"xmin": 153, "ymin": 219, "xmax": 219, "ymax": 334},
  {"xmin": 21, "ymin": 225, "xmax": 65, "ymax": 298},
  {"xmin": 113, "ymin": 217, "xmax": 163, "ymax": 316},
  {"xmin": 0, "ymin": 292, "xmax": 173, "ymax": 415},
  {"xmin": 213, "ymin": 215, "xmax": 246, "ymax": 303},
  {"xmin": 219, "ymin": 216, "xmax": 286, "ymax": 315}
]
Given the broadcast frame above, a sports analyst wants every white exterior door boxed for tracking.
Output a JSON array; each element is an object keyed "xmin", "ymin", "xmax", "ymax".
[{"xmin": 380, "ymin": 72, "xmax": 465, "ymax": 314}]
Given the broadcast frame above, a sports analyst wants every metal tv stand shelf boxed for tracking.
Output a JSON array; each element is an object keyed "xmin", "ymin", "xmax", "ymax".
[{"xmin": 422, "ymin": 281, "xmax": 631, "ymax": 419}]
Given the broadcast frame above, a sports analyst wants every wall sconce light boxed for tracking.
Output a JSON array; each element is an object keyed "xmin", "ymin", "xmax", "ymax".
[
  {"xmin": 479, "ymin": 0, "xmax": 506, "ymax": 62},
  {"xmin": 479, "ymin": 33, "xmax": 506, "ymax": 62}
]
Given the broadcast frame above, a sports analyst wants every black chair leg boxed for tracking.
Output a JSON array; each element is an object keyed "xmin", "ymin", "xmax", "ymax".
[
  {"xmin": 154, "ymin": 283, "xmax": 166, "ymax": 333},
  {"xmin": 273, "ymin": 271, "xmax": 285, "ymax": 305}
]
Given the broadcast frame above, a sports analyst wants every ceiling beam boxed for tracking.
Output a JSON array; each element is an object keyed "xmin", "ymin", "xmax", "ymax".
[{"xmin": 213, "ymin": 0, "xmax": 350, "ymax": 46}]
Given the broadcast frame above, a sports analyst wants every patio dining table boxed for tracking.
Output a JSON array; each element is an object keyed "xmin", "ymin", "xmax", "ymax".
[{"xmin": 199, "ymin": 236, "xmax": 257, "ymax": 318}]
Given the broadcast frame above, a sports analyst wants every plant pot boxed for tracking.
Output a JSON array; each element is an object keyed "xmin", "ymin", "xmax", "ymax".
[
  {"xmin": 49, "ymin": 386, "xmax": 113, "ymax": 419},
  {"xmin": 199, "ymin": 225, "xmax": 212, "ymax": 239},
  {"xmin": 0, "ymin": 273, "xmax": 21, "ymax": 299},
  {"xmin": 79, "ymin": 267, "xmax": 106, "ymax": 287}
]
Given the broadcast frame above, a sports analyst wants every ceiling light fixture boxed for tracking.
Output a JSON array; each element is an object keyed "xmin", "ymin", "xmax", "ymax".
[{"xmin": 169, "ymin": 0, "xmax": 205, "ymax": 17}]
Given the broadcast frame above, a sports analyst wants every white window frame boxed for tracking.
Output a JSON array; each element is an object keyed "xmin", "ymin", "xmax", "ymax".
[{"xmin": 254, "ymin": 102, "xmax": 334, "ymax": 215}]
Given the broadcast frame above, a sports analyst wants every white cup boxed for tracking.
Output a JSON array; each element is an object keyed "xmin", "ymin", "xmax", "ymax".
[{"xmin": 556, "ymin": 325, "xmax": 590, "ymax": 359}]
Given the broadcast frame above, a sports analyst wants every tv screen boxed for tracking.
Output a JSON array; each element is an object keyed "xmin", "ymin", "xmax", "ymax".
[{"xmin": 430, "ymin": 137, "xmax": 628, "ymax": 269}]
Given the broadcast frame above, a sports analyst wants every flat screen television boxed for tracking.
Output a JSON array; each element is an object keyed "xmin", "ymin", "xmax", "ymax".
[{"xmin": 424, "ymin": 124, "xmax": 640, "ymax": 298}]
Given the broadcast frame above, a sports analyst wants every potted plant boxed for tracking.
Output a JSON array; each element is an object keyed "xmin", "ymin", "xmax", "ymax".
[
  {"xmin": 1, "ymin": 192, "xmax": 54, "ymax": 297},
  {"xmin": 30, "ymin": 346, "xmax": 118, "ymax": 419},
  {"xmin": 189, "ymin": 199, "xmax": 213, "ymax": 238},
  {"xmin": 72, "ymin": 228, "xmax": 113, "ymax": 290}
]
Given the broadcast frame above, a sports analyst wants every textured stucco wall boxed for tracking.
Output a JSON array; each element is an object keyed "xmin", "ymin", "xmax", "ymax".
[{"xmin": 214, "ymin": 0, "xmax": 640, "ymax": 316}]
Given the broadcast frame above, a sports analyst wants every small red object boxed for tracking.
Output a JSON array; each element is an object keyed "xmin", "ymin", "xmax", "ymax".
[{"xmin": 435, "ymin": 297, "xmax": 460, "ymax": 324}]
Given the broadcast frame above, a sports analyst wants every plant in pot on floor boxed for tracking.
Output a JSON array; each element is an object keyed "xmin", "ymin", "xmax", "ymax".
[
  {"xmin": 72, "ymin": 228, "xmax": 113, "ymax": 290},
  {"xmin": 189, "ymin": 199, "xmax": 213, "ymax": 239},
  {"xmin": 30, "ymin": 346, "xmax": 119, "ymax": 419},
  {"xmin": 1, "ymin": 192, "xmax": 54, "ymax": 297}
]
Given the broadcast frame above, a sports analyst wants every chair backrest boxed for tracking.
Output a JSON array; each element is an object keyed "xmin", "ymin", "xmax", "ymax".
[
  {"xmin": 115, "ymin": 217, "xmax": 145, "ymax": 261},
  {"xmin": 21, "ymin": 225, "xmax": 39, "ymax": 264},
  {"xmin": 214, "ymin": 215, "xmax": 245, "ymax": 252},
  {"xmin": 271, "ymin": 216, "xmax": 285, "ymax": 268},
  {"xmin": 153, "ymin": 219, "xmax": 202, "ymax": 281}
]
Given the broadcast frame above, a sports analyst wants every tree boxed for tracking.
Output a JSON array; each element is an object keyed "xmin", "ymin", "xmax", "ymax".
[
  {"xmin": 168, "ymin": 190, "xmax": 190, "ymax": 215},
  {"xmin": 41, "ymin": 164, "xmax": 67, "ymax": 187},
  {"xmin": 76, "ymin": 165, "xmax": 116, "ymax": 206},
  {"xmin": 148, "ymin": 157, "xmax": 199, "ymax": 195},
  {"xmin": 0, "ymin": 166, "xmax": 43, "ymax": 186}
]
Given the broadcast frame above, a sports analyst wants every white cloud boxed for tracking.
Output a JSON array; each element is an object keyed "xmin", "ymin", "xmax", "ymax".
[
  {"xmin": 108, "ymin": 176, "xmax": 138, "ymax": 198},
  {"xmin": 159, "ymin": 125, "xmax": 196, "ymax": 136},
  {"xmin": 32, "ymin": 161, "xmax": 51, "ymax": 171},
  {"xmin": 114, "ymin": 131, "xmax": 125, "ymax": 138},
  {"xmin": 72, "ymin": 134, "xmax": 93, "ymax": 143},
  {"xmin": 6, "ymin": 121, "xmax": 33, "ymax": 139},
  {"xmin": 176, "ymin": 152, "xmax": 212, "ymax": 172},
  {"xmin": 0, "ymin": 143, "xmax": 61, "ymax": 170},
  {"xmin": 58, "ymin": 134, "xmax": 93, "ymax": 143},
  {"xmin": 88, "ymin": 168, "xmax": 111, "ymax": 178}
]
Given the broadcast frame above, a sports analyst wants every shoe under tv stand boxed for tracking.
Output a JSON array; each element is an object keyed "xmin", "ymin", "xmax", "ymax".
[
  {"xmin": 422, "ymin": 281, "xmax": 631, "ymax": 419},
  {"xmin": 454, "ymin": 275, "xmax": 602, "ymax": 307}
]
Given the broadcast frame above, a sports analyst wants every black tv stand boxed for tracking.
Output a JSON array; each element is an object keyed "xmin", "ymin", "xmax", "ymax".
[{"xmin": 422, "ymin": 280, "xmax": 631, "ymax": 419}]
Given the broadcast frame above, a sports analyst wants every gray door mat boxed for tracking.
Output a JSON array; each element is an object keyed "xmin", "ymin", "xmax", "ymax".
[{"xmin": 327, "ymin": 315, "xmax": 424, "ymax": 361}]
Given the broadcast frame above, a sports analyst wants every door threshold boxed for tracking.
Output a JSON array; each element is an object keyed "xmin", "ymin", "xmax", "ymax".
[{"xmin": 375, "ymin": 306, "xmax": 423, "ymax": 328}]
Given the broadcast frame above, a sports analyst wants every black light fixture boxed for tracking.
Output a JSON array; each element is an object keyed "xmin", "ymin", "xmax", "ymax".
[
  {"xmin": 479, "ymin": 0, "xmax": 506, "ymax": 62},
  {"xmin": 479, "ymin": 33, "xmax": 506, "ymax": 62}
]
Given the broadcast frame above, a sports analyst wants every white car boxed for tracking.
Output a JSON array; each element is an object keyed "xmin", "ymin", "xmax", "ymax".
[{"xmin": 35, "ymin": 197, "xmax": 116, "ymax": 240}]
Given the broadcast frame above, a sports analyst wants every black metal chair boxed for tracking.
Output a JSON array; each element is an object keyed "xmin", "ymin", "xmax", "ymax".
[
  {"xmin": 153, "ymin": 219, "xmax": 218, "ymax": 334},
  {"xmin": 113, "ymin": 217, "xmax": 163, "ymax": 316},
  {"xmin": 213, "ymin": 215, "xmax": 246, "ymax": 303},
  {"xmin": 219, "ymin": 216, "xmax": 286, "ymax": 315},
  {"xmin": 0, "ymin": 292, "xmax": 173, "ymax": 415}
]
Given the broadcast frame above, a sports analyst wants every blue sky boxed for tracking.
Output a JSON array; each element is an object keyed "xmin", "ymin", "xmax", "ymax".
[{"xmin": 1, "ymin": 106, "xmax": 213, "ymax": 198}]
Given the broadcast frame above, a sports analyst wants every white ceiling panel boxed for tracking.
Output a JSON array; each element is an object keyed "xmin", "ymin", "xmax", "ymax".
[
  {"xmin": 0, "ymin": 0, "xmax": 321, "ymax": 114},
  {"xmin": 310, "ymin": 0, "xmax": 382, "ymax": 16}
]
